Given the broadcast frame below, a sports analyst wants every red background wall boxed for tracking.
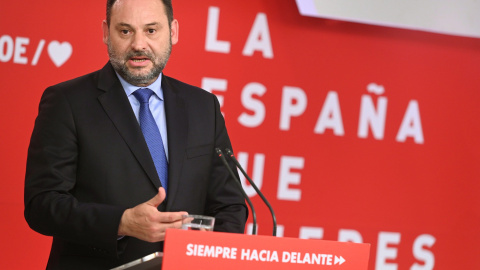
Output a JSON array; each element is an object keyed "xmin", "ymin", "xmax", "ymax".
[{"xmin": 1, "ymin": 0, "xmax": 479, "ymax": 269}]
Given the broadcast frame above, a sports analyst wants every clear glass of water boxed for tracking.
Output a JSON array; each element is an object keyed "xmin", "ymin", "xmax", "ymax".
[{"xmin": 181, "ymin": 215, "xmax": 215, "ymax": 231}]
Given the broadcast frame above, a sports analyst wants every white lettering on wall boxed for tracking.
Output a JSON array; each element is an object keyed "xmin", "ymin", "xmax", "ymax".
[
  {"xmin": 242, "ymin": 13, "xmax": 274, "ymax": 59},
  {"xmin": 410, "ymin": 234, "xmax": 435, "ymax": 270},
  {"xmin": 277, "ymin": 156, "xmax": 304, "ymax": 201},
  {"xmin": 0, "ymin": 35, "xmax": 71, "ymax": 67},
  {"xmin": 207, "ymin": 78, "xmax": 424, "ymax": 144},
  {"xmin": 280, "ymin": 86, "xmax": 307, "ymax": 130},
  {"xmin": 0, "ymin": 35, "xmax": 29, "ymax": 64},
  {"xmin": 396, "ymin": 100, "xmax": 424, "ymax": 144},
  {"xmin": 376, "ymin": 232, "xmax": 401, "ymax": 270},
  {"xmin": 238, "ymin": 82, "xmax": 266, "ymax": 128},
  {"xmin": 205, "ymin": 6, "xmax": 231, "ymax": 53},
  {"xmin": 14, "ymin": 36, "xmax": 29, "ymax": 65},
  {"xmin": 314, "ymin": 91, "xmax": 344, "ymax": 135},
  {"xmin": 236, "ymin": 152, "xmax": 265, "ymax": 197},
  {"xmin": 0, "ymin": 35, "xmax": 14, "ymax": 62},
  {"xmin": 358, "ymin": 83, "xmax": 388, "ymax": 140}
]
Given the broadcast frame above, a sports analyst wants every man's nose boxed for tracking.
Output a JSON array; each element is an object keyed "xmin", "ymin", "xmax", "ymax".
[{"xmin": 131, "ymin": 32, "xmax": 147, "ymax": 51}]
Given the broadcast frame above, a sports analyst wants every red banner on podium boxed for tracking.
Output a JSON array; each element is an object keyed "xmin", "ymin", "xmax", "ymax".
[{"xmin": 163, "ymin": 229, "xmax": 370, "ymax": 269}]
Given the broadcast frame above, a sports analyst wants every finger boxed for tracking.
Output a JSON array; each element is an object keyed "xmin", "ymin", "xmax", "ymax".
[
  {"xmin": 146, "ymin": 187, "xmax": 166, "ymax": 208},
  {"xmin": 182, "ymin": 217, "xmax": 194, "ymax": 224},
  {"xmin": 158, "ymin": 211, "xmax": 189, "ymax": 223},
  {"xmin": 161, "ymin": 220, "xmax": 184, "ymax": 231}
]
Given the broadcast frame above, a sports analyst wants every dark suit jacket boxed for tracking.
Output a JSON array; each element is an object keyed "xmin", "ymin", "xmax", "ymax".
[{"xmin": 24, "ymin": 62, "xmax": 247, "ymax": 269}]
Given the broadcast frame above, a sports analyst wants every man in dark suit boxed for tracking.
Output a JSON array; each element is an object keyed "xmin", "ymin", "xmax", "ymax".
[{"xmin": 24, "ymin": 0, "xmax": 247, "ymax": 269}]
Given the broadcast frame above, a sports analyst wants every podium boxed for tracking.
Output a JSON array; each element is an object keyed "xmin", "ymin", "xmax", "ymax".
[{"xmin": 113, "ymin": 229, "xmax": 370, "ymax": 269}]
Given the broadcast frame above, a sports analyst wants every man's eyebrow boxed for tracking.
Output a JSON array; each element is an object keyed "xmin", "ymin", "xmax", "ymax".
[
  {"xmin": 116, "ymin": 22, "xmax": 133, "ymax": 28},
  {"xmin": 145, "ymin": 22, "xmax": 160, "ymax": 27},
  {"xmin": 115, "ymin": 22, "xmax": 160, "ymax": 28}
]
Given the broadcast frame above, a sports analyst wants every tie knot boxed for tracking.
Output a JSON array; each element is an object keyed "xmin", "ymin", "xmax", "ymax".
[{"xmin": 133, "ymin": 88, "xmax": 154, "ymax": 104}]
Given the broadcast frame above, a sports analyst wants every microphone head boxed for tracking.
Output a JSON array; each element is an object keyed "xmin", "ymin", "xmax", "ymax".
[
  {"xmin": 215, "ymin": 148, "xmax": 223, "ymax": 156},
  {"xmin": 225, "ymin": 148, "xmax": 233, "ymax": 155}
]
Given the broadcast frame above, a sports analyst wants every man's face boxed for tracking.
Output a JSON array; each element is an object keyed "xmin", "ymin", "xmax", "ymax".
[{"xmin": 103, "ymin": 0, "xmax": 179, "ymax": 86}]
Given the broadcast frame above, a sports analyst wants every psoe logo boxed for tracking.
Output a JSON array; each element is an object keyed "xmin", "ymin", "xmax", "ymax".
[{"xmin": 0, "ymin": 35, "xmax": 72, "ymax": 67}]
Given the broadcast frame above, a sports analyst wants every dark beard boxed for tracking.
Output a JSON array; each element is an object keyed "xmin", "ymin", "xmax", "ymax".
[{"xmin": 107, "ymin": 40, "xmax": 171, "ymax": 86}]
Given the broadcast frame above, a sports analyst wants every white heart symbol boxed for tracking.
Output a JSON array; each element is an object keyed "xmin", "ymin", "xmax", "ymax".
[{"xmin": 47, "ymin": 41, "xmax": 72, "ymax": 67}]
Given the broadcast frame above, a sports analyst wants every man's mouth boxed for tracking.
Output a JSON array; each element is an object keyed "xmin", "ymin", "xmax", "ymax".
[
  {"xmin": 128, "ymin": 56, "xmax": 152, "ymax": 67},
  {"xmin": 130, "ymin": 57, "xmax": 149, "ymax": 62}
]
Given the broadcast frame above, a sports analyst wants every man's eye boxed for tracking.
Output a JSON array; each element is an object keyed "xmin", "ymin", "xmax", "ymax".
[
  {"xmin": 148, "ymin": 29, "xmax": 156, "ymax": 34},
  {"xmin": 121, "ymin": 30, "xmax": 130, "ymax": 35}
]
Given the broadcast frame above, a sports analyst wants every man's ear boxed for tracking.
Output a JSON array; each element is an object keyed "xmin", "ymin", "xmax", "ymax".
[
  {"xmin": 102, "ymin": 20, "xmax": 109, "ymax": 45},
  {"xmin": 170, "ymin": 19, "xmax": 179, "ymax": 45}
]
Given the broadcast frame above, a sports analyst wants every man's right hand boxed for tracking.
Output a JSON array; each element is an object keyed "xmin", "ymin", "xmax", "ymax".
[{"xmin": 118, "ymin": 187, "xmax": 187, "ymax": 242}]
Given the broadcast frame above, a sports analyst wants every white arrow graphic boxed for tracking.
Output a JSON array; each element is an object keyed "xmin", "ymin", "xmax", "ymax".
[{"xmin": 334, "ymin": 255, "xmax": 346, "ymax": 265}]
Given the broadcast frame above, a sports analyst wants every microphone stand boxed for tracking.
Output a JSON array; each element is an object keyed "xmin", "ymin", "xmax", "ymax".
[
  {"xmin": 225, "ymin": 148, "xmax": 277, "ymax": 236},
  {"xmin": 215, "ymin": 148, "xmax": 257, "ymax": 235}
]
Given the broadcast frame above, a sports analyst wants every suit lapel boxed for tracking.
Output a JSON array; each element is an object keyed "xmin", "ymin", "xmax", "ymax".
[
  {"xmin": 96, "ymin": 63, "xmax": 161, "ymax": 190},
  {"xmin": 162, "ymin": 75, "xmax": 188, "ymax": 209}
]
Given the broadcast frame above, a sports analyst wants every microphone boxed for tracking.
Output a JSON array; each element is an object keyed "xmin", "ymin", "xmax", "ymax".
[
  {"xmin": 225, "ymin": 148, "xmax": 277, "ymax": 236},
  {"xmin": 215, "ymin": 148, "xmax": 257, "ymax": 235}
]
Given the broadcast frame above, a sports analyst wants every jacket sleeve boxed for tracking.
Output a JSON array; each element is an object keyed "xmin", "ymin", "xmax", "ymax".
[{"xmin": 24, "ymin": 86, "xmax": 126, "ymax": 258}]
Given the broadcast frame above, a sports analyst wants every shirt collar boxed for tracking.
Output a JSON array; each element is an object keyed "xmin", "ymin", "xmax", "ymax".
[{"xmin": 115, "ymin": 72, "xmax": 164, "ymax": 100}]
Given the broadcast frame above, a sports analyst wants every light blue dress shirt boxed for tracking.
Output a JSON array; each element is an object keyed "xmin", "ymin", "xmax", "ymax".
[{"xmin": 115, "ymin": 72, "xmax": 169, "ymax": 160}]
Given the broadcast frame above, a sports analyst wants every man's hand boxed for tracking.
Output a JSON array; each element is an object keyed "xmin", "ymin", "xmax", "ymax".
[{"xmin": 118, "ymin": 187, "xmax": 187, "ymax": 242}]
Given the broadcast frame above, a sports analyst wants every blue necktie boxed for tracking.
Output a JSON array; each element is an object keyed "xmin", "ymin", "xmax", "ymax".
[{"xmin": 133, "ymin": 88, "xmax": 168, "ymax": 193}]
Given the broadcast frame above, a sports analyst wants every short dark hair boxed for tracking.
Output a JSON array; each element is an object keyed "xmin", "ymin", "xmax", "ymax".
[{"xmin": 106, "ymin": 0, "xmax": 174, "ymax": 26}]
